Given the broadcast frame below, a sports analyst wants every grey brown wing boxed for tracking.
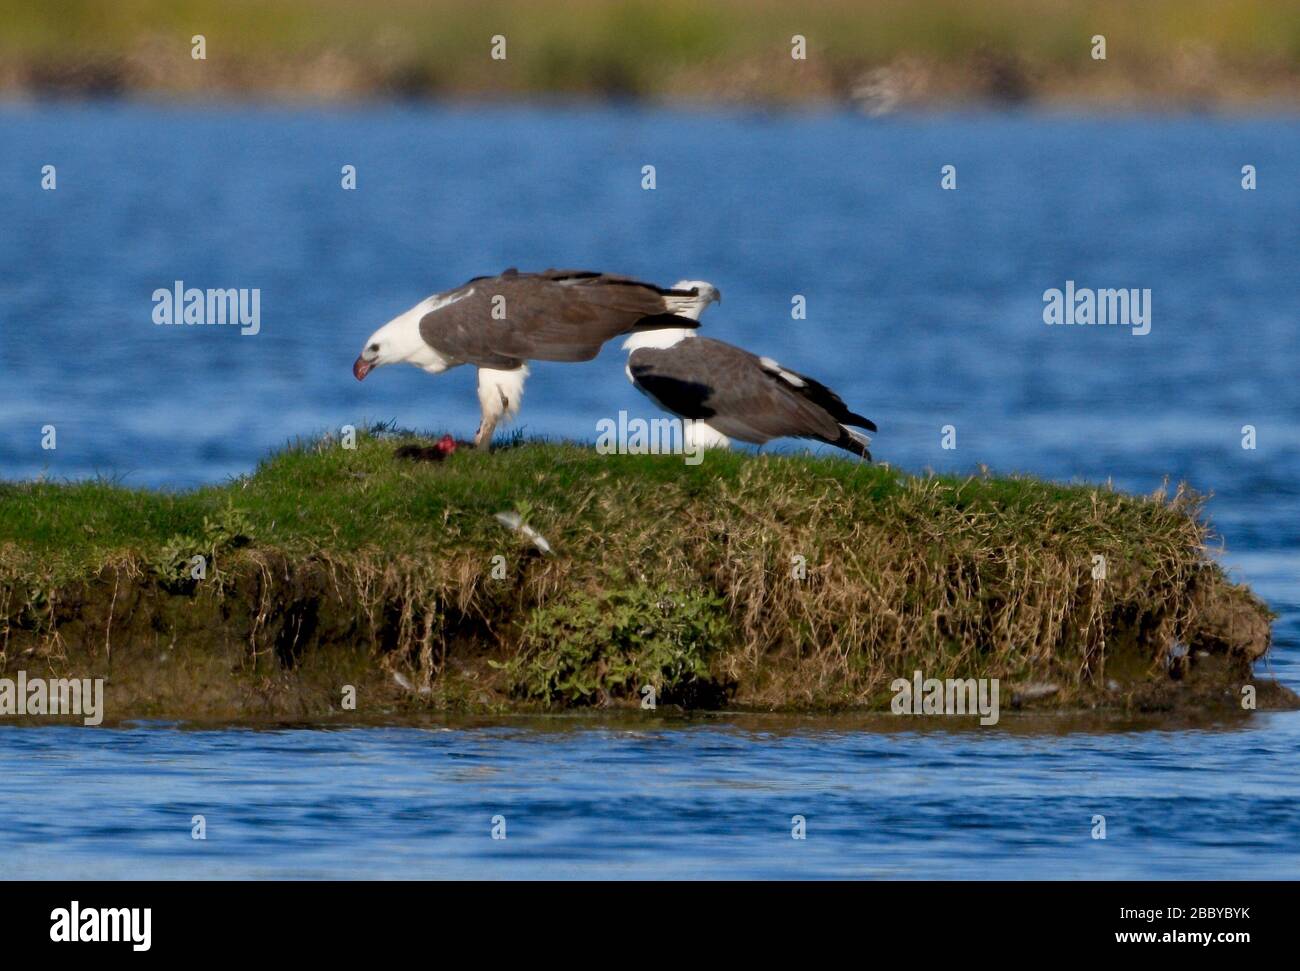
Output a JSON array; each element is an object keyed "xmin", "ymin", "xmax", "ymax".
[
  {"xmin": 423, "ymin": 270, "xmax": 698, "ymax": 367},
  {"xmin": 630, "ymin": 339, "xmax": 846, "ymax": 445},
  {"xmin": 627, "ymin": 347, "xmax": 719, "ymax": 421},
  {"xmin": 510, "ymin": 271, "xmax": 702, "ymax": 360},
  {"xmin": 416, "ymin": 286, "xmax": 523, "ymax": 369}
]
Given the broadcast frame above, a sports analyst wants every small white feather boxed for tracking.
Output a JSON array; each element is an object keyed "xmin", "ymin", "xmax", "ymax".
[{"xmin": 494, "ymin": 511, "xmax": 553, "ymax": 555}]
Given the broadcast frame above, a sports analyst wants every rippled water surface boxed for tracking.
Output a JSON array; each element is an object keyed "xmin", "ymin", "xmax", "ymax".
[
  {"xmin": 3, "ymin": 710, "xmax": 1299, "ymax": 879},
  {"xmin": 1, "ymin": 106, "xmax": 1296, "ymax": 878}
]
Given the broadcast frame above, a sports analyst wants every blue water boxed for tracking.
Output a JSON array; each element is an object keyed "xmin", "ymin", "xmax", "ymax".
[
  {"xmin": 1, "ymin": 105, "xmax": 1297, "ymax": 878},
  {"xmin": 4, "ymin": 713, "xmax": 1299, "ymax": 880}
]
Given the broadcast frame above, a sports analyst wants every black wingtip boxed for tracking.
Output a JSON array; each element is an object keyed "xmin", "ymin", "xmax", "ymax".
[{"xmin": 850, "ymin": 414, "xmax": 878, "ymax": 433}]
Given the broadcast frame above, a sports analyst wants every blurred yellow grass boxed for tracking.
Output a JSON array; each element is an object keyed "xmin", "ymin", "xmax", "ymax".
[{"xmin": 3, "ymin": 0, "xmax": 1298, "ymax": 105}]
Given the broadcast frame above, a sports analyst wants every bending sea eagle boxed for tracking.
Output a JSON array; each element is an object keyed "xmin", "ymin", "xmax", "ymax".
[
  {"xmin": 354, "ymin": 269, "xmax": 717, "ymax": 447},
  {"xmin": 623, "ymin": 282, "xmax": 876, "ymax": 459}
]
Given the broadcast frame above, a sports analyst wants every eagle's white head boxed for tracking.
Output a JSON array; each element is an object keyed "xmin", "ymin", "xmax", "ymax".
[
  {"xmin": 354, "ymin": 292, "xmax": 464, "ymax": 380},
  {"xmin": 669, "ymin": 279, "xmax": 721, "ymax": 320},
  {"xmin": 621, "ymin": 279, "xmax": 720, "ymax": 353}
]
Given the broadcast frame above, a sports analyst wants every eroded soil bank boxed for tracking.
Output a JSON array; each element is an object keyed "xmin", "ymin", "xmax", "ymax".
[{"xmin": 1, "ymin": 436, "xmax": 1292, "ymax": 723}]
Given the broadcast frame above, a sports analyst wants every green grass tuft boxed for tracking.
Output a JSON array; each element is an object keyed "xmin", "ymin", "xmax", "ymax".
[{"xmin": 498, "ymin": 579, "xmax": 732, "ymax": 706}]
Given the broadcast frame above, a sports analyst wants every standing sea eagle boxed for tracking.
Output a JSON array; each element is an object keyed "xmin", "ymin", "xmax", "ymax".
[
  {"xmin": 623, "ymin": 282, "xmax": 876, "ymax": 459},
  {"xmin": 354, "ymin": 269, "xmax": 718, "ymax": 447}
]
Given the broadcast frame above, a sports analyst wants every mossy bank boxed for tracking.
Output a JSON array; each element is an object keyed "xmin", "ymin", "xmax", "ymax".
[{"xmin": 0, "ymin": 431, "xmax": 1291, "ymax": 723}]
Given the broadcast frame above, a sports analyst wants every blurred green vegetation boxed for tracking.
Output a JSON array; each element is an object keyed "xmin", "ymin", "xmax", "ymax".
[{"xmin": 3, "ymin": 0, "xmax": 1298, "ymax": 103}]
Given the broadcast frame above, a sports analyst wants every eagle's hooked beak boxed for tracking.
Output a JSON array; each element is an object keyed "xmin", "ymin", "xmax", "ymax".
[{"xmin": 353, "ymin": 355, "xmax": 374, "ymax": 381}]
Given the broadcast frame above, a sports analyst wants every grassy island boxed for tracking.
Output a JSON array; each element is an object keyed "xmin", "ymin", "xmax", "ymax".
[{"xmin": 0, "ymin": 430, "xmax": 1289, "ymax": 723}]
